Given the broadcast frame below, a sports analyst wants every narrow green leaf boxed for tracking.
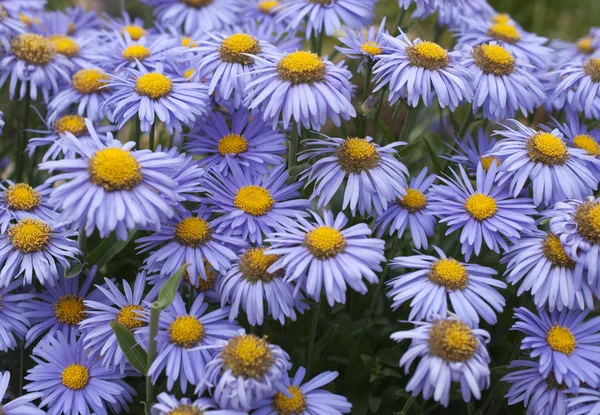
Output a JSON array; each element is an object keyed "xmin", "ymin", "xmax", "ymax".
[
  {"xmin": 64, "ymin": 262, "xmax": 86, "ymax": 279},
  {"xmin": 110, "ymin": 321, "xmax": 148, "ymax": 374},
  {"xmin": 155, "ymin": 264, "xmax": 188, "ymax": 311},
  {"xmin": 88, "ymin": 229, "xmax": 137, "ymax": 269},
  {"xmin": 397, "ymin": 139, "xmax": 423, "ymax": 157},
  {"xmin": 313, "ymin": 324, "xmax": 338, "ymax": 359},
  {"xmin": 422, "ymin": 137, "xmax": 442, "ymax": 173}
]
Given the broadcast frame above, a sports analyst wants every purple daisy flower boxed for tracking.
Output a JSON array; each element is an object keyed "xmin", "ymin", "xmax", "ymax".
[
  {"xmin": 433, "ymin": 0, "xmax": 495, "ymax": 29},
  {"xmin": 0, "ymin": 4, "xmax": 25, "ymax": 49},
  {"xmin": 391, "ymin": 314, "xmax": 491, "ymax": 407},
  {"xmin": 399, "ymin": 0, "xmax": 464, "ymax": 16},
  {"xmin": 512, "ymin": 307, "xmax": 600, "ymax": 389},
  {"xmin": 266, "ymin": 210, "xmax": 386, "ymax": 306},
  {"xmin": 0, "ymin": 371, "xmax": 44, "ymax": 415},
  {"xmin": 159, "ymin": 146, "xmax": 205, "ymax": 206},
  {"xmin": 336, "ymin": 17, "xmax": 387, "ymax": 73},
  {"xmin": 43, "ymin": 34, "xmax": 96, "ymax": 70},
  {"xmin": 152, "ymin": 392, "xmax": 245, "ymax": 415},
  {"xmin": 63, "ymin": 5, "xmax": 102, "ymax": 37},
  {"xmin": 444, "ymin": 128, "xmax": 499, "ymax": 175},
  {"xmin": 239, "ymin": 0, "xmax": 289, "ymax": 34},
  {"xmin": 0, "ymin": 281, "xmax": 34, "ymax": 352},
  {"xmin": 551, "ymin": 57, "xmax": 600, "ymax": 120},
  {"xmin": 0, "ymin": 181, "xmax": 57, "ymax": 232},
  {"xmin": 104, "ymin": 11, "xmax": 148, "ymax": 42},
  {"xmin": 550, "ymin": 31, "xmax": 600, "ymax": 67}
]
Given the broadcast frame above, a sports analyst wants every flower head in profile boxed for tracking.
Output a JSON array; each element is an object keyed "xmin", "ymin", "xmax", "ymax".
[
  {"xmin": 105, "ymin": 11, "xmax": 148, "ymax": 42},
  {"xmin": 239, "ymin": 0, "xmax": 288, "ymax": 33},
  {"xmin": 549, "ymin": 111, "xmax": 600, "ymax": 176},
  {"xmin": 151, "ymin": 392, "xmax": 245, "ymax": 415},
  {"xmin": 0, "ymin": 181, "xmax": 57, "ymax": 232},
  {"xmin": 0, "ymin": 371, "xmax": 45, "ymax": 415},
  {"xmin": 44, "ymin": 34, "xmax": 95, "ymax": 69},
  {"xmin": 551, "ymin": 57, "xmax": 600, "ymax": 120},
  {"xmin": 267, "ymin": 210, "xmax": 385, "ymax": 306},
  {"xmin": 245, "ymin": 50, "xmax": 356, "ymax": 132},
  {"xmin": 336, "ymin": 18, "xmax": 387, "ymax": 73},
  {"xmin": 391, "ymin": 314, "xmax": 491, "ymax": 407},
  {"xmin": 62, "ymin": 5, "xmax": 102, "ymax": 37},
  {"xmin": 445, "ymin": 129, "xmax": 499, "ymax": 175},
  {"xmin": 25, "ymin": 331, "xmax": 135, "ymax": 415},
  {"xmin": 433, "ymin": 0, "xmax": 495, "ymax": 29}
]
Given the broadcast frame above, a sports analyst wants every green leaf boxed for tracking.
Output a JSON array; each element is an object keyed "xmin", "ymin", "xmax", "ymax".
[
  {"xmin": 110, "ymin": 321, "xmax": 148, "ymax": 374},
  {"xmin": 422, "ymin": 137, "xmax": 442, "ymax": 173},
  {"xmin": 312, "ymin": 324, "xmax": 339, "ymax": 360},
  {"xmin": 87, "ymin": 229, "xmax": 137, "ymax": 270},
  {"xmin": 397, "ymin": 139, "xmax": 423, "ymax": 157},
  {"xmin": 64, "ymin": 262, "xmax": 86, "ymax": 279},
  {"xmin": 154, "ymin": 264, "xmax": 188, "ymax": 311}
]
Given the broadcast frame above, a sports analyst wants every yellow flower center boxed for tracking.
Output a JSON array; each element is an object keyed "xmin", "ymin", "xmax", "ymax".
[
  {"xmin": 239, "ymin": 247, "xmax": 280, "ymax": 283},
  {"xmin": 181, "ymin": 0, "xmax": 214, "ymax": 7},
  {"xmin": 168, "ymin": 315, "xmax": 205, "ymax": 348},
  {"xmin": 88, "ymin": 147, "xmax": 143, "ymax": 191},
  {"xmin": 10, "ymin": 34, "xmax": 55, "ymax": 66},
  {"xmin": 304, "ymin": 226, "xmax": 346, "ymax": 259},
  {"xmin": 258, "ymin": 1, "xmax": 279, "ymax": 13},
  {"xmin": 491, "ymin": 13, "xmax": 511, "ymax": 25},
  {"xmin": 480, "ymin": 155, "xmax": 501, "ymax": 171},
  {"xmin": 574, "ymin": 201, "xmax": 600, "ymax": 245},
  {"xmin": 527, "ymin": 132, "xmax": 569, "ymax": 165},
  {"xmin": 584, "ymin": 57, "xmax": 600, "ymax": 83},
  {"xmin": 72, "ymin": 68, "xmax": 110, "ymax": 94},
  {"xmin": 181, "ymin": 37, "xmax": 197, "ymax": 48},
  {"xmin": 542, "ymin": 233, "xmax": 575, "ymax": 269},
  {"xmin": 234, "ymin": 185, "xmax": 275, "ymax": 216},
  {"xmin": 184, "ymin": 68, "xmax": 195, "ymax": 79},
  {"xmin": 464, "ymin": 193, "xmax": 497, "ymax": 221},
  {"xmin": 18, "ymin": 13, "xmax": 40, "ymax": 28},
  {"xmin": 487, "ymin": 22, "xmax": 521, "ymax": 43},
  {"xmin": 54, "ymin": 294, "xmax": 87, "ymax": 325},
  {"xmin": 577, "ymin": 36, "xmax": 595, "ymax": 55},
  {"xmin": 273, "ymin": 386, "xmax": 307, "ymax": 415},
  {"xmin": 429, "ymin": 258, "xmax": 469, "ymax": 290},
  {"xmin": 222, "ymin": 334, "xmax": 274, "ymax": 378},
  {"xmin": 8, "ymin": 218, "xmax": 52, "ymax": 253},
  {"xmin": 218, "ymin": 133, "xmax": 248, "ymax": 156},
  {"xmin": 174, "ymin": 217, "xmax": 213, "ymax": 247},
  {"xmin": 167, "ymin": 404, "xmax": 204, "ymax": 415},
  {"xmin": 397, "ymin": 188, "xmax": 427, "ymax": 213},
  {"xmin": 121, "ymin": 25, "xmax": 146, "ymax": 41},
  {"xmin": 121, "ymin": 44, "xmax": 151, "ymax": 61},
  {"xmin": 219, "ymin": 33, "xmax": 260, "ymax": 65},
  {"xmin": 47, "ymin": 35, "xmax": 80, "ymax": 57},
  {"xmin": 406, "ymin": 41, "xmax": 449, "ymax": 70},
  {"xmin": 54, "ymin": 115, "xmax": 88, "ymax": 137},
  {"xmin": 573, "ymin": 134, "xmax": 600, "ymax": 156},
  {"xmin": 135, "ymin": 72, "xmax": 173, "ymax": 100},
  {"xmin": 4, "ymin": 183, "xmax": 41, "ymax": 211},
  {"xmin": 336, "ymin": 137, "xmax": 380, "ymax": 173},
  {"xmin": 473, "ymin": 44, "xmax": 515, "ymax": 76},
  {"xmin": 361, "ymin": 41, "xmax": 381, "ymax": 56},
  {"xmin": 116, "ymin": 304, "xmax": 145, "ymax": 330},
  {"xmin": 61, "ymin": 364, "xmax": 90, "ymax": 390},
  {"xmin": 546, "ymin": 325, "xmax": 576, "ymax": 355},
  {"xmin": 277, "ymin": 51, "xmax": 326, "ymax": 84},
  {"xmin": 429, "ymin": 319, "xmax": 478, "ymax": 362}
]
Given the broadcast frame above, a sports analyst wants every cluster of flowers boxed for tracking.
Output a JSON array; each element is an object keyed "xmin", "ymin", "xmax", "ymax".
[{"xmin": 0, "ymin": 0, "xmax": 599, "ymax": 413}]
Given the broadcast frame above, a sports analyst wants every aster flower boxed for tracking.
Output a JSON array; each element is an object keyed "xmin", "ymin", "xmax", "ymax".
[
  {"xmin": 63, "ymin": 5, "xmax": 102, "ymax": 37},
  {"xmin": 373, "ymin": 167, "xmax": 436, "ymax": 249},
  {"xmin": 389, "ymin": 246, "xmax": 505, "ymax": 325},
  {"xmin": 512, "ymin": 307, "xmax": 600, "ymax": 389},
  {"xmin": 460, "ymin": 42, "xmax": 545, "ymax": 120},
  {"xmin": 299, "ymin": 136, "xmax": 408, "ymax": 216},
  {"xmin": 105, "ymin": 11, "xmax": 148, "ymax": 41},
  {"xmin": 428, "ymin": 162, "xmax": 536, "ymax": 260},
  {"xmin": 252, "ymin": 367, "xmax": 352, "ymax": 415},
  {"xmin": 44, "ymin": 34, "xmax": 95, "ymax": 69},
  {"xmin": 266, "ymin": 210, "xmax": 385, "ymax": 306},
  {"xmin": 203, "ymin": 164, "xmax": 310, "ymax": 243},
  {"xmin": 391, "ymin": 314, "xmax": 491, "ymax": 407},
  {"xmin": 399, "ymin": 0, "xmax": 464, "ymax": 15},
  {"xmin": 184, "ymin": 107, "xmax": 286, "ymax": 175},
  {"xmin": 80, "ymin": 272, "xmax": 159, "ymax": 374},
  {"xmin": 0, "ymin": 33, "xmax": 72, "ymax": 101},
  {"xmin": 151, "ymin": 392, "xmax": 245, "ymax": 415},
  {"xmin": 219, "ymin": 246, "xmax": 308, "ymax": 326},
  {"xmin": 234, "ymin": 19, "xmax": 303, "ymax": 54},
  {"xmin": 201, "ymin": 334, "xmax": 291, "ymax": 411},
  {"xmin": 245, "ymin": 50, "xmax": 356, "ymax": 131},
  {"xmin": 136, "ymin": 210, "xmax": 245, "ymax": 285},
  {"xmin": 569, "ymin": 388, "xmax": 600, "ymax": 414},
  {"xmin": 278, "ymin": 0, "xmax": 375, "ymax": 41},
  {"xmin": 551, "ymin": 57, "xmax": 600, "ymax": 120},
  {"xmin": 0, "ymin": 4, "xmax": 25, "ymax": 49},
  {"xmin": 239, "ymin": 0, "xmax": 288, "ymax": 33},
  {"xmin": 39, "ymin": 130, "xmax": 180, "ymax": 240},
  {"xmin": 336, "ymin": 17, "xmax": 387, "ymax": 73},
  {"xmin": 550, "ymin": 31, "xmax": 600, "ymax": 67},
  {"xmin": 0, "ymin": 181, "xmax": 57, "ymax": 232},
  {"xmin": 104, "ymin": 62, "xmax": 210, "ymax": 134},
  {"xmin": 373, "ymin": 33, "xmax": 473, "ymax": 110},
  {"xmin": 490, "ymin": 120, "xmax": 599, "ymax": 207},
  {"xmin": 434, "ymin": 0, "xmax": 496, "ymax": 29},
  {"xmin": 25, "ymin": 331, "xmax": 135, "ymax": 415},
  {"xmin": 445, "ymin": 129, "xmax": 499, "ymax": 174},
  {"xmin": 503, "ymin": 360, "xmax": 570, "ymax": 415},
  {"xmin": 160, "ymin": 146, "xmax": 205, "ymax": 206},
  {"xmin": 0, "ymin": 281, "xmax": 34, "ymax": 352},
  {"xmin": 0, "ymin": 371, "xmax": 45, "ymax": 415}
]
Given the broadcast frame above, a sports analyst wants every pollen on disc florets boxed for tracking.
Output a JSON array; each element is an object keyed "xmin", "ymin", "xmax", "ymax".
[
  {"xmin": 397, "ymin": 188, "xmax": 427, "ymax": 213},
  {"xmin": 464, "ymin": 193, "xmax": 498, "ymax": 221},
  {"xmin": 304, "ymin": 226, "xmax": 346, "ymax": 259},
  {"xmin": 54, "ymin": 115, "xmax": 88, "ymax": 136},
  {"xmin": 239, "ymin": 247, "xmax": 281, "ymax": 283},
  {"xmin": 234, "ymin": 185, "xmax": 275, "ymax": 216},
  {"xmin": 8, "ymin": 218, "xmax": 52, "ymax": 253},
  {"xmin": 429, "ymin": 258, "xmax": 469, "ymax": 290},
  {"xmin": 61, "ymin": 364, "xmax": 90, "ymax": 390},
  {"xmin": 218, "ymin": 133, "xmax": 248, "ymax": 156},
  {"xmin": 47, "ymin": 35, "xmax": 80, "ymax": 57},
  {"xmin": 168, "ymin": 315, "xmax": 205, "ymax": 348},
  {"xmin": 221, "ymin": 334, "xmax": 274, "ymax": 379},
  {"xmin": 54, "ymin": 294, "xmax": 87, "ymax": 325},
  {"xmin": 543, "ymin": 233, "xmax": 575, "ymax": 269},
  {"xmin": 11, "ymin": 33, "xmax": 55, "ymax": 66},
  {"xmin": 480, "ymin": 155, "xmax": 501, "ymax": 171},
  {"xmin": 574, "ymin": 200, "xmax": 600, "ymax": 245},
  {"xmin": 116, "ymin": 304, "xmax": 145, "ymax": 330},
  {"xmin": 135, "ymin": 72, "xmax": 173, "ymax": 100},
  {"xmin": 336, "ymin": 137, "xmax": 381, "ymax": 173},
  {"xmin": 473, "ymin": 43, "xmax": 515, "ymax": 76},
  {"xmin": 121, "ymin": 44, "xmax": 151, "ymax": 61},
  {"xmin": 168, "ymin": 404, "xmax": 204, "ymax": 415},
  {"xmin": 527, "ymin": 132, "xmax": 569, "ymax": 165},
  {"xmin": 577, "ymin": 36, "xmax": 595, "ymax": 55},
  {"xmin": 406, "ymin": 41, "xmax": 449, "ymax": 70},
  {"xmin": 273, "ymin": 386, "xmax": 307, "ymax": 415},
  {"xmin": 277, "ymin": 51, "xmax": 326, "ymax": 84},
  {"xmin": 546, "ymin": 324, "xmax": 577, "ymax": 355},
  {"xmin": 219, "ymin": 33, "xmax": 261, "ymax": 65},
  {"xmin": 258, "ymin": 1, "xmax": 279, "ymax": 13},
  {"xmin": 487, "ymin": 22, "xmax": 521, "ymax": 43},
  {"xmin": 429, "ymin": 319, "xmax": 478, "ymax": 362},
  {"xmin": 584, "ymin": 57, "xmax": 600, "ymax": 83},
  {"xmin": 181, "ymin": 0, "xmax": 214, "ymax": 7},
  {"xmin": 88, "ymin": 147, "xmax": 143, "ymax": 191},
  {"xmin": 121, "ymin": 25, "xmax": 146, "ymax": 41},
  {"xmin": 72, "ymin": 68, "xmax": 110, "ymax": 94},
  {"xmin": 174, "ymin": 217, "xmax": 213, "ymax": 247},
  {"xmin": 361, "ymin": 41, "xmax": 381, "ymax": 56},
  {"xmin": 4, "ymin": 183, "xmax": 41, "ymax": 211},
  {"xmin": 573, "ymin": 134, "xmax": 600, "ymax": 156}
]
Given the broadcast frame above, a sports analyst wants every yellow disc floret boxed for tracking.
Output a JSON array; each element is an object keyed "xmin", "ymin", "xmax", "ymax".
[
  {"xmin": 48, "ymin": 35, "xmax": 80, "ymax": 57},
  {"xmin": 473, "ymin": 44, "xmax": 516, "ymax": 76},
  {"xmin": 10, "ymin": 34, "xmax": 55, "ymax": 66},
  {"xmin": 492, "ymin": 13, "xmax": 511, "ymax": 25},
  {"xmin": 54, "ymin": 115, "xmax": 88, "ymax": 136},
  {"xmin": 181, "ymin": 0, "xmax": 214, "ymax": 7},
  {"xmin": 174, "ymin": 217, "xmax": 213, "ymax": 247},
  {"xmin": 304, "ymin": 226, "xmax": 346, "ymax": 259},
  {"xmin": 135, "ymin": 72, "xmax": 173, "ymax": 99},
  {"xmin": 234, "ymin": 185, "xmax": 275, "ymax": 216},
  {"xmin": 429, "ymin": 319, "xmax": 478, "ymax": 362},
  {"xmin": 406, "ymin": 41, "xmax": 449, "ymax": 70},
  {"xmin": 277, "ymin": 51, "xmax": 326, "ymax": 84},
  {"xmin": 239, "ymin": 247, "xmax": 280, "ymax": 283},
  {"xmin": 168, "ymin": 315, "xmax": 205, "ymax": 348},
  {"xmin": 429, "ymin": 258, "xmax": 469, "ymax": 290},
  {"xmin": 4, "ymin": 183, "xmax": 41, "ymax": 211},
  {"xmin": 464, "ymin": 193, "xmax": 498, "ymax": 221},
  {"xmin": 361, "ymin": 41, "xmax": 381, "ymax": 56},
  {"xmin": 573, "ymin": 134, "xmax": 600, "ymax": 156},
  {"xmin": 218, "ymin": 133, "xmax": 248, "ymax": 156},
  {"xmin": 61, "ymin": 364, "xmax": 90, "ymax": 390},
  {"xmin": 487, "ymin": 22, "xmax": 521, "ymax": 43},
  {"xmin": 121, "ymin": 44, "xmax": 151, "ymax": 61},
  {"xmin": 546, "ymin": 325, "xmax": 576, "ymax": 355},
  {"xmin": 222, "ymin": 334, "xmax": 274, "ymax": 378},
  {"xmin": 542, "ymin": 233, "xmax": 575, "ymax": 269},
  {"xmin": 167, "ymin": 404, "xmax": 204, "ymax": 415},
  {"xmin": 584, "ymin": 57, "xmax": 600, "ymax": 83},
  {"xmin": 116, "ymin": 304, "xmax": 145, "ymax": 330},
  {"xmin": 577, "ymin": 36, "xmax": 595, "ymax": 55},
  {"xmin": 88, "ymin": 147, "xmax": 143, "ymax": 191},
  {"xmin": 72, "ymin": 68, "xmax": 110, "ymax": 94},
  {"xmin": 480, "ymin": 155, "xmax": 501, "ymax": 171},
  {"xmin": 527, "ymin": 132, "xmax": 569, "ymax": 165},
  {"xmin": 574, "ymin": 201, "xmax": 600, "ymax": 244},
  {"xmin": 258, "ymin": 1, "xmax": 279, "ymax": 13},
  {"xmin": 8, "ymin": 218, "xmax": 52, "ymax": 253},
  {"xmin": 336, "ymin": 137, "xmax": 380, "ymax": 172},
  {"xmin": 18, "ymin": 13, "xmax": 41, "ymax": 28},
  {"xmin": 54, "ymin": 294, "xmax": 87, "ymax": 325},
  {"xmin": 181, "ymin": 37, "xmax": 197, "ymax": 48},
  {"xmin": 273, "ymin": 386, "xmax": 307, "ymax": 415},
  {"xmin": 219, "ymin": 33, "xmax": 260, "ymax": 65},
  {"xmin": 121, "ymin": 25, "xmax": 146, "ymax": 41},
  {"xmin": 397, "ymin": 188, "xmax": 427, "ymax": 213}
]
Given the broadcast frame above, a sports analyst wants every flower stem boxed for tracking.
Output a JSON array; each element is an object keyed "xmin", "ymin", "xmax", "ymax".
[
  {"xmin": 399, "ymin": 105, "xmax": 418, "ymax": 143},
  {"xmin": 148, "ymin": 121, "xmax": 156, "ymax": 151},
  {"xmin": 393, "ymin": 8, "xmax": 407, "ymax": 36},
  {"xmin": 458, "ymin": 108, "xmax": 475, "ymax": 138},
  {"xmin": 145, "ymin": 304, "xmax": 160, "ymax": 415},
  {"xmin": 288, "ymin": 122, "xmax": 299, "ymax": 168},
  {"xmin": 15, "ymin": 91, "xmax": 31, "ymax": 183},
  {"xmin": 306, "ymin": 300, "xmax": 321, "ymax": 377},
  {"xmin": 399, "ymin": 395, "xmax": 416, "ymax": 415}
]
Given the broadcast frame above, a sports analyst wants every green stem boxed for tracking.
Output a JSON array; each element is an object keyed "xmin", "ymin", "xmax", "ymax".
[
  {"xmin": 306, "ymin": 300, "xmax": 321, "ymax": 377},
  {"xmin": 399, "ymin": 395, "xmax": 416, "ymax": 415},
  {"xmin": 148, "ymin": 121, "xmax": 156, "ymax": 151},
  {"xmin": 373, "ymin": 90, "xmax": 385, "ymax": 140},
  {"xmin": 399, "ymin": 105, "xmax": 418, "ymax": 143},
  {"xmin": 135, "ymin": 118, "xmax": 141, "ymax": 149},
  {"xmin": 15, "ymin": 92, "xmax": 31, "ymax": 183},
  {"xmin": 288, "ymin": 122, "xmax": 299, "ymax": 169},
  {"xmin": 145, "ymin": 304, "xmax": 160, "ymax": 414},
  {"xmin": 362, "ymin": 65, "xmax": 372, "ymax": 102},
  {"xmin": 393, "ymin": 8, "xmax": 407, "ymax": 36},
  {"xmin": 458, "ymin": 109, "xmax": 475, "ymax": 138},
  {"xmin": 314, "ymin": 30, "xmax": 325, "ymax": 55}
]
